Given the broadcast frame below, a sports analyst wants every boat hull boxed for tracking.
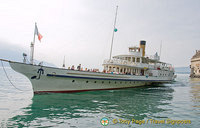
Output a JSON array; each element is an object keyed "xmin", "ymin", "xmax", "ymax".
[{"xmin": 9, "ymin": 62, "xmax": 173, "ymax": 94}]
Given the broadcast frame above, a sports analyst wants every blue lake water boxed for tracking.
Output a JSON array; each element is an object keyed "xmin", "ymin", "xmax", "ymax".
[{"xmin": 0, "ymin": 67, "xmax": 199, "ymax": 128}]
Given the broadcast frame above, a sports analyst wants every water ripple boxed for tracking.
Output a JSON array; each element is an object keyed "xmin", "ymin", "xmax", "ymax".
[{"xmin": 0, "ymin": 70, "xmax": 199, "ymax": 127}]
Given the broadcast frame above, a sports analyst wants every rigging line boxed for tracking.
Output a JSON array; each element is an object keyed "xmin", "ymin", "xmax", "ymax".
[{"xmin": 1, "ymin": 60, "xmax": 31, "ymax": 91}]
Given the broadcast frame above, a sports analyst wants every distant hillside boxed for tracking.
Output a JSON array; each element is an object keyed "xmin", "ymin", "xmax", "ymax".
[{"xmin": 175, "ymin": 67, "xmax": 190, "ymax": 74}]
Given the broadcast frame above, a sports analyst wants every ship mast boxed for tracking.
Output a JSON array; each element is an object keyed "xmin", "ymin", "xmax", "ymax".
[
  {"xmin": 109, "ymin": 6, "xmax": 118, "ymax": 60},
  {"xmin": 30, "ymin": 23, "xmax": 37, "ymax": 64},
  {"xmin": 30, "ymin": 23, "xmax": 42, "ymax": 64}
]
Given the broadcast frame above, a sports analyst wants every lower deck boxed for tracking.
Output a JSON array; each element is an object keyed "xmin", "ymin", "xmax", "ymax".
[{"xmin": 9, "ymin": 61, "xmax": 174, "ymax": 94}]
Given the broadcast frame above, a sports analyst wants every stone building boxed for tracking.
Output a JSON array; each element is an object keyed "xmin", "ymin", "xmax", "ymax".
[{"xmin": 190, "ymin": 50, "xmax": 200, "ymax": 78}]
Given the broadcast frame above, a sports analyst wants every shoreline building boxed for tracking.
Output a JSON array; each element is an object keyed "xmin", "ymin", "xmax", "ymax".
[{"xmin": 190, "ymin": 50, "xmax": 200, "ymax": 78}]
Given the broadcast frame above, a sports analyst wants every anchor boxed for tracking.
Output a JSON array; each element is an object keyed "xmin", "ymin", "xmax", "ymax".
[{"xmin": 31, "ymin": 68, "xmax": 44, "ymax": 80}]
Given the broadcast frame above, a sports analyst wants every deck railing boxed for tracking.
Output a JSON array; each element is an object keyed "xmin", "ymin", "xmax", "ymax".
[
  {"xmin": 103, "ymin": 59, "xmax": 174, "ymax": 71},
  {"xmin": 103, "ymin": 59, "xmax": 150, "ymax": 68}
]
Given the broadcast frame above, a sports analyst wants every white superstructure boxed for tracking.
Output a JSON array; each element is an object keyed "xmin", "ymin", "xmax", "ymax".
[{"xmin": 103, "ymin": 40, "xmax": 174, "ymax": 79}]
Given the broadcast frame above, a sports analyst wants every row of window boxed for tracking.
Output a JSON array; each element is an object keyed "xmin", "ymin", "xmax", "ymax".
[
  {"xmin": 71, "ymin": 80, "xmax": 143, "ymax": 84},
  {"xmin": 106, "ymin": 66, "xmax": 141, "ymax": 74},
  {"xmin": 159, "ymin": 73, "xmax": 169, "ymax": 76}
]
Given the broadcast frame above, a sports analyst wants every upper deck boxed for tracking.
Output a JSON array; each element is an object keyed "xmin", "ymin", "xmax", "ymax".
[
  {"xmin": 103, "ymin": 40, "xmax": 174, "ymax": 73},
  {"xmin": 103, "ymin": 58, "xmax": 173, "ymax": 71}
]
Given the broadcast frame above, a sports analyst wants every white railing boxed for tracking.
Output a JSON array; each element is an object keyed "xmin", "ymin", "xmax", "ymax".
[
  {"xmin": 103, "ymin": 59, "xmax": 174, "ymax": 71},
  {"xmin": 103, "ymin": 59, "xmax": 134, "ymax": 66},
  {"xmin": 103, "ymin": 59, "xmax": 151, "ymax": 68},
  {"xmin": 145, "ymin": 54, "xmax": 160, "ymax": 61}
]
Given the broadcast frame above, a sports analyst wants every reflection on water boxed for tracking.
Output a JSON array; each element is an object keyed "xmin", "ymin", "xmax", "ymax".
[
  {"xmin": 7, "ymin": 85, "xmax": 174, "ymax": 127},
  {"xmin": 190, "ymin": 78, "xmax": 200, "ymax": 109}
]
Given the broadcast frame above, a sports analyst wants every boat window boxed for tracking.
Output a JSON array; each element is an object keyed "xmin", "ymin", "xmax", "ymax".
[
  {"xmin": 109, "ymin": 81, "xmax": 111, "ymax": 84},
  {"xmin": 115, "ymin": 81, "xmax": 117, "ymax": 84},
  {"xmin": 72, "ymin": 80, "xmax": 75, "ymax": 82},
  {"xmin": 94, "ymin": 81, "xmax": 97, "ymax": 83},
  {"xmin": 116, "ymin": 67, "xmax": 119, "ymax": 72},
  {"xmin": 132, "ymin": 57, "xmax": 135, "ymax": 62},
  {"xmin": 137, "ymin": 58, "xmax": 140, "ymax": 62},
  {"xmin": 86, "ymin": 81, "xmax": 89, "ymax": 83},
  {"xmin": 102, "ymin": 81, "xmax": 104, "ymax": 83},
  {"xmin": 128, "ymin": 57, "xmax": 131, "ymax": 61}
]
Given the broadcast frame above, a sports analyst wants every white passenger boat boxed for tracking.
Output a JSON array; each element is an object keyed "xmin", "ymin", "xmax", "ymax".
[
  {"xmin": 4, "ymin": 40, "xmax": 175, "ymax": 94},
  {"xmin": 1, "ymin": 7, "xmax": 175, "ymax": 94}
]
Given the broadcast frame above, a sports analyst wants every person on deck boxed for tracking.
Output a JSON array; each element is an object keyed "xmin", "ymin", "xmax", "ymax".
[
  {"xmin": 77, "ymin": 64, "xmax": 81, "ymax": 71},
  {"xmin": 71, "ymin": 65, "xmax": 75, "ymax": 70}
]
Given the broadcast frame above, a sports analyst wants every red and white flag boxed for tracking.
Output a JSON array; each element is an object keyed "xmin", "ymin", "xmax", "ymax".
[{"xmin": 34, "ymin": 24, "xmax": 43, "ymax": 41}]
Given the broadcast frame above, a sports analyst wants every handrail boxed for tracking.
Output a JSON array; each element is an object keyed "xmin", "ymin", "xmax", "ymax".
[
  {"xmin": 103, "ymin": 59, "xmax": 174, "ymax": 71},
  {"xmin": 0, "ymin": 58, "xmax": 11, "ymax": 62}
]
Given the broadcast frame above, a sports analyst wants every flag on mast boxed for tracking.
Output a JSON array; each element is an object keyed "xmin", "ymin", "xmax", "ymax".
[{"xmin": 35, "ymin": 24, "xmax": 43, "ymax": 41}]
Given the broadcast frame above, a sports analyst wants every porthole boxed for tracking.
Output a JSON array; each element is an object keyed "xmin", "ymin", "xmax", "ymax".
[
  {"xmin": 102, "ymin": 81, "xmax": 104, "ymax": 83},
  {"xmin": 94, "ymin": 81, "xmax": 97, "ymax": 83},
  {"xmin": 109, "ymin": 81, "xmax": 111, "ymax": 84},
  {"xmin": 86, "ymin": 81, "xmax": 88, "ymax": 83},
  {"xmin": 72, "ymin": 80, "xmax": 75, "ymax": 82},
  {"xmin": 115, "ymin": 81, "xmax": 117, "ymax": 84}
]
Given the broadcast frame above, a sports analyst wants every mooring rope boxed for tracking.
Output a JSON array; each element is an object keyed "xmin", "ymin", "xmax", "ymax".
[{"xmin": 1, "ymin": 60, "xmax": 30, "ymax": 91}]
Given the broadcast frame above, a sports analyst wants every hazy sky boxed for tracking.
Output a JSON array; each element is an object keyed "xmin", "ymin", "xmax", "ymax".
[{"xmin": 0, "ymin": 0, "xmax": 200, "ymax": 70}]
